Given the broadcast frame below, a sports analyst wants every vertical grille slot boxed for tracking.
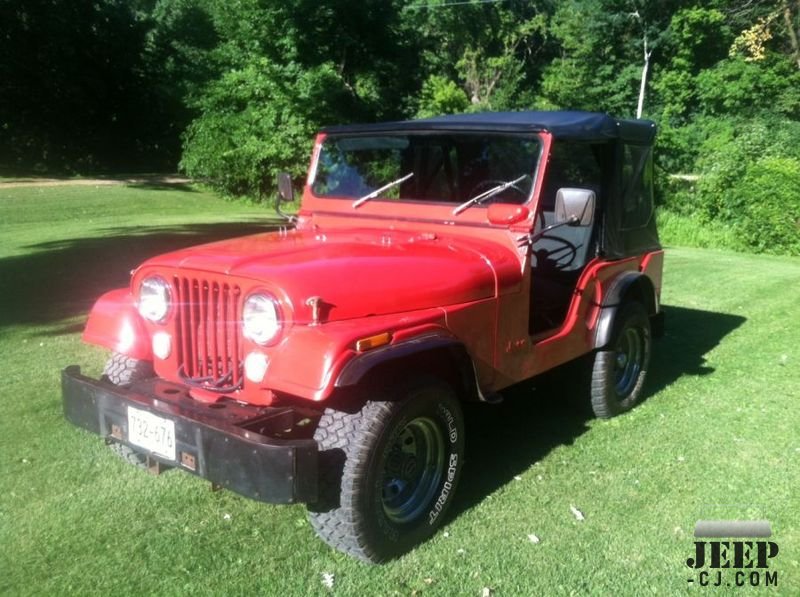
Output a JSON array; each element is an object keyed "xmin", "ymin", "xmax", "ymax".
[{"xmin": 173, "ymin": 276, "xmax": 242, "ymax": 391}]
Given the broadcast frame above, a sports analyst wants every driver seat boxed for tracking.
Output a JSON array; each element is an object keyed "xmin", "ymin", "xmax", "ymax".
[{"xmin": 529, "ymin": 200, "xmax": 596, "ymax": 335}]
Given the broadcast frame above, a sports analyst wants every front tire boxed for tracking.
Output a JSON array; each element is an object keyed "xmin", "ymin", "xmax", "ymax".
[
  {"xmin": 102, "ymin": 352, "xmax": 154, "ymax": 387},
  {"xmin": 590, "ymin": 302, "xmax": 651, "ymax": 418},
  {"xmin": 102, "ymin": 352, "xmax": 155, "ymax": 467},
  {"xmin": 308, "ymin": 380, "xmax": 465, "ymax": 563}
]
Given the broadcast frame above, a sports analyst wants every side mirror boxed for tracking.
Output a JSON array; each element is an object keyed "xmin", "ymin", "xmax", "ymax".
[
  {"xmin": 555, "ymin": 188, "xmax": 595, "ymax": 227},
  {"xmin": 277, "ymin": 172, "xmax": 294, "ymax": 202}
]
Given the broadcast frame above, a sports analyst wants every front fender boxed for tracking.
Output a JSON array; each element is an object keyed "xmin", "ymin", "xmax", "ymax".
[
  {"xmin": 334, "ymin": 332, "xmax": 486, "ymax": 403},
  {"xmin": 263, "ymin": 309, "xmax": 450, "ymax": 402},
  {"xmin": 82, "ymin": 289, "xmax": 152, "ymax": 360}
]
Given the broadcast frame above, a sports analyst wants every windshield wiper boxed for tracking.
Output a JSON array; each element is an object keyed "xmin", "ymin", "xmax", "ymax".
[
  {"xmin": 452, "ymin": 174, "xmax": 528, "ymax": 215},
  {"xmin": 352, "ymin": 172, "xmax": 414, "ymax": 208}
]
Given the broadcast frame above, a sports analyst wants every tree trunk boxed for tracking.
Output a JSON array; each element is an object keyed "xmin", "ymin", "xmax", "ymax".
[
  {"xmin": 783, "ymin": 0, "xmax": 800, "ymax": 69},
  {"xmin": 636, "ymin": 37, "xmax": 652, "ymax": 119}
]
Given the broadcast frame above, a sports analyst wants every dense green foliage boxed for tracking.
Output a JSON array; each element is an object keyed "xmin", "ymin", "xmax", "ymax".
[
  {"xmin": 680, "ymin": 119, "xmax": 800, "ymax": 255},
  {"xmin": 0, "ymin": 0, "xmax": 217, "ymax": 173},
  {"xmin": 3, "ymin": 0, "xmax": 800, "ymax": 252},
  {"xmin": 180, "ymin": 60, "xmax": 345, "ymax": 196},
  {"xmin": 178, "ymin": 0, "xmax": 418, "ymax": 196}
]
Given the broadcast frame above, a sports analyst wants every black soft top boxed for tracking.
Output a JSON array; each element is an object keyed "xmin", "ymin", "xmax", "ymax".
[{"xmin": 323, "ymin": 110, "xmax": 656, "ymax": 144}]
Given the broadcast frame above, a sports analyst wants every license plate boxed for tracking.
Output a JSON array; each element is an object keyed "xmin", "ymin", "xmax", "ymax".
[{"xmin": 127, "ymin": 406, "xmax": 176, "ymax": 461}]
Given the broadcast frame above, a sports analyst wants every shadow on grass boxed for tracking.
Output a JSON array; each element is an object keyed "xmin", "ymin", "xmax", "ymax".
[
  {"xmin": 0, "ymin": 220, "xmax": 283, "ymax": 330},
  {"xmin": 123, "ymin": 181, "xmax": 197, "ymax": 193},
  {"xmin": 0, "ymin": 172, "xmax": 188, "ymax": 182},
  {"xmin": 449, "ymin": 304, "xmax": 746, "ymax": 519},
  {"xmin": 646, "ymin": 305, "xmax": 746, "ymax": 395}
]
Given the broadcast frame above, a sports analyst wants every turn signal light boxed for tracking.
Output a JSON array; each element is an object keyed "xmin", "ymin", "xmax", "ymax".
[
  {"xmin": 244, "ymin": 352, "xmax": 269, "ymax": 383},
  {"xmin": 356, "ymin": 332, "xmax": 392, "ymax": 352},
  {"xmin": 152, "ymin": 332, "xmax": 172, "ymax": 360}
]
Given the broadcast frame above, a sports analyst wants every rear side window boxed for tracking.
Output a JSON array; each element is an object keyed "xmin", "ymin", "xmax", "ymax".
[
  {"xmin": 621, "ymin": 144, "xmax": 654, "ymax": 229},
  {"xmin": 539, "ymin": 141, "xmax": 606, "ymax": 210}
]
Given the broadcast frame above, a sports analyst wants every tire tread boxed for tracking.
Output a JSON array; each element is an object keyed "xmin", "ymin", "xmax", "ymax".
[
  {"xmin": 308, "ymin": 382, "xmax": 464, "ymax": 563},
  {"xmin": 102, "ymin": 352, "xmax": 155, "ymax": 468},
  {"xmin": 590, "ymin": 301, "xmax": 651, "ymax": 419}
]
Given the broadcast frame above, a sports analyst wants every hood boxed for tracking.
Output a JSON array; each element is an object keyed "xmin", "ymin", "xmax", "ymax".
[{"xmin": 138, "ymin": 227, "xmax": 517, "ymax": 323}]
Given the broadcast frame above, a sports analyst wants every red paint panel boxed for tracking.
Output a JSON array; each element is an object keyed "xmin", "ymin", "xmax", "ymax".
[
  {"xmin": 139, "ymin": 228, "xmax": 509, "ymax": 323},
  {"xmin": 640, "ymin": 250, "xmax": 665, "ymax": 307},
  {"xmin": 263, "ymin": 309, "xmax": 448, "ymax": 402},
  {"xmin": 83, "ymin": 289, "xmax": 152, "ymax": 360},
  {"xmin": 442, "ymin": 300, "xmax": 496, "ymax": 386},
  {"xmin": 491, "ymin": 256, "xmax": 643, "ymax": 389}
]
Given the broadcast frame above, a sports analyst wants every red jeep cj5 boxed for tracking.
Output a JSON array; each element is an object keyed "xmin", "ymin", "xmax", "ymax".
[{"xmin": 63, "ymin": 111, "xmax": 664, "ymax": 562}]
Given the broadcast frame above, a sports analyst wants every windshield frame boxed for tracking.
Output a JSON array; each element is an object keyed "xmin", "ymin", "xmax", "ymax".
[{"xmin": 307, "ymin": 130, "xmax": 544, "ymax": 210}]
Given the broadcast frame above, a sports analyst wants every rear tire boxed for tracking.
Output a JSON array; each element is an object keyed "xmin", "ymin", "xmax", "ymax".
[
  {"xmin": 307, "ymin": 380, "xmax": 465, "ymax": 563},
  {"xmin": 102, "ymin": 352, "xmax": 155, "ymax": 468},
  {"xmin": 590, "ymin": 302, "xmax": 651, "ymax": 418}
]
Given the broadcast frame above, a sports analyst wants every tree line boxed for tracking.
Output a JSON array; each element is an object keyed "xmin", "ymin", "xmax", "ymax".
[{"xmin": 2, "ymin": 0, "xmax": 799, "ymax": 252}]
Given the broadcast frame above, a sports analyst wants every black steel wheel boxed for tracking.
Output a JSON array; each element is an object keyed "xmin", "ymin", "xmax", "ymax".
[
  {"xmin": 381, "ymin": 416, "xmax": 446, "ymax": 525},
  {"xmin": 102, "ymin": 352, "xmax": 155, "ymax": 468},
  {"xmin": 590, "ymin": 302, "xmax": 651, "ymax": 418},
  {"xmin": 307, "ymin": 380, "xmax": 465, "ymax": 563}
]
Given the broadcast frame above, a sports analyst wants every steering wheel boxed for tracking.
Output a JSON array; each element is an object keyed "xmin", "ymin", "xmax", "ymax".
[
  {"xmin": 467, "ymin": 179, "xmax": 528, "ymax": 204},
  {"xmin": 530, "ymin": 234, "xmax": 579, "ymax": 271}
]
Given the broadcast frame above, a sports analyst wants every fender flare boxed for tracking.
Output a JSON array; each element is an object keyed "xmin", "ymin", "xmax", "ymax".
[
  {"xmin": 334, "ymin": 332, "xmax": 486, "ymax": 402},
  {"xmin": 82, "ymin": 288, "xmax": 153, "ymax": 360},
  {"xmin": 593, "ymin": 272, "xmax": 657, "ymax": 349}
]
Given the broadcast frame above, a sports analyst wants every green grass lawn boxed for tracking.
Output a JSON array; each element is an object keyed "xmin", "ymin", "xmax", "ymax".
[{"xmin": 1, "ymin": 184, "xmax": 798, "ymax": 596}]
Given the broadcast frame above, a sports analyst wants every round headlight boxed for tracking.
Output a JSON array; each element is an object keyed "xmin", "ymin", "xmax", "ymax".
[
  {"xmin": 242, "ymin": 293, "xmax": 281, "ymax": 345},
  {"xmin": 138, "ymin": 276, "xmax": 171, "ymax": 323}
]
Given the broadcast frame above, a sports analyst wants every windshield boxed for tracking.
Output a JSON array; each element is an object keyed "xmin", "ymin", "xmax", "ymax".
[{"xmin": 311, "ymin": 133, "xmax": 541, "ymax": 206}]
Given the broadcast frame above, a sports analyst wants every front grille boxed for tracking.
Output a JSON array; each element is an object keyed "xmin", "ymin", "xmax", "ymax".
[{"xmin": 173, "ymin": 276, "xmax": 243, "ymax": 392}]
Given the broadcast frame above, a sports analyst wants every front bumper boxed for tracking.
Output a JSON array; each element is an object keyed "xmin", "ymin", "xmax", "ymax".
[{"xmin": 61, "ymin": 366, "xmax": 318, "ymax": 504}]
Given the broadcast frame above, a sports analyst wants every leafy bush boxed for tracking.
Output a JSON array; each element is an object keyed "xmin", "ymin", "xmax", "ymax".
[
  {"xmin": 690, "ymin": 118, "xmax": 800, "ymax": 255},
  {"xmin": 656, "ymin": 115, "xmax": 738, "ymax": 176},
  {"xmin": 695, "ymin": 57, "xmax": 800, "ymax": 120},
  {"xmin": 416, "ymin": 75, "xmax": 470, "ymax": 118},
  {"xmin": 655, "ymin": 171, "xmax": 697, "ymax": 216},
  {"xmin": 696, "ymin": 119, "xmax": 800, "ymax": 214},
  {"xmin": 735, "ymin": 157, "xmax": 800, "ymax": 255},
  {"xmin": 180, "ymin": 60, "xmax": 348, "ymax": 198}
]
